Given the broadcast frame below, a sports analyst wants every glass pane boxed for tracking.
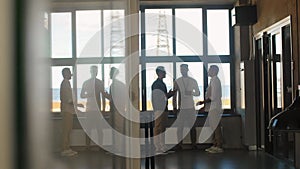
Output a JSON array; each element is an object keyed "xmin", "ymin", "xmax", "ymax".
[
  {"xmin": 76, "ymin": 64, "xmax": 103, "ymax": 111},
  {"xmin": 207, "ymin": 10, "xmax": 230, "ymax": 55},
  {"xmin": 139, "ymin": 11, "xmax": 142, "ymax": 57},
  {"xmin": 76, "ymin": 10, "xmax": 101, "ymax": 58},
  {"xmin": 146, "ymin": 63, "xmax": 173, "ymax": 110},
  {"xmin": 51, "ymin": 13, "xmax": 72, "ymax": 58},
  {"xmin": 145, "ymin": 9, "xmax": 173, "ymax": 56},
  {"xmin": 51, "ymin": 66, "xmax": 72, "ymax": 112},
  {"xmin": 139, "ymin": 65, "xmax": 142, "ymax": 110},
  {"xmin": 103, "ymin": 10, "xmax": 125, "ymax": 57},
  {"xmin": 240, "ymin": 62, "xmax": 245, "ymax": 109},
  {"xmin": 275, "ymin": 33, "xmax": 282, "ymax": 55},
  {"xmin": 275, "ymin": 34, "xmax": 282, "ymax": 108},
  {"xmin": 276, "ymin": 62, "xmax": 282, "ymax": 108},
  {"xmin": 175, "ymin": 8, "xmax": 203, "ymax": 55},
  {"xmin": 175, "ymin": 62, "xmax": 204, "ymax": 109},
  {"xmin": 208, "ymin": 63, "xmax": 231, "ymax": 109}
]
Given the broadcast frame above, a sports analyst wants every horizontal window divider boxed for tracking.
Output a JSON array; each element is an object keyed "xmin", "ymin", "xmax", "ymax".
[
  {"xmin": 52, "ymin": 57, "xmax": 127, "ymax": 65},
  {"xmin": 51, "ymin": 56, "xmax": 231, "ymax": 66},
  {"xmin": 143, "ymin": 56, "xmax": 175, "ymax": 63},
  {"xmin": 74, "ymin": 58, "xmax": 104, "ymax": 64},
  {"xmin": 75, "ymin": 57, "xmax": 125, "ymax": 64},
  {"xmin": 51, "ymin": 3, "xmax": 126, "ymax": 12},
  {"xmin": 140, "ymin": 4, "xmax": 233, "ymax": 9},
  {"xmin": 175, "ymin": 56, "xmax": 203, "ymax": 62},
  {"xmin": 201, "ymin": 56, "xmax": 231, "ymax": 63},
  {"xmin": 52, "ymin": 58, "xmax": 76, "ymax": 66}
]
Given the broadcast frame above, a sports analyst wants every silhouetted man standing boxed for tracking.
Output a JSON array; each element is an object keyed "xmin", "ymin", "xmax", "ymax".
[
  {"xmin": 151, "ymin": 66, "xmax": 174, "ymax": 153},
  {"xmin": 173, "ymin": 64, "xmax": 200, "ymax": 149}
]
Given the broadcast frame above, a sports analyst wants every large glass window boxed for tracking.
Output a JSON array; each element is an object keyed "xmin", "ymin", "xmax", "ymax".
[
  {"xmin": 175, "ymin": 8, "xmax": 203, "ymax": 55},
  {"xmin": 51, "ymin": 13, "xmax": 72, "ymax": 58},
  {"xmin": 207, "ymin": 10, "xmax": 230, "ymax": 55},
  {"xmin": 76, "ymin": 10, "xmax": 101, "ymax": 58},
  {"xmin": 50, "ymin": 6, "xmax": 233, "ymax": 112}
]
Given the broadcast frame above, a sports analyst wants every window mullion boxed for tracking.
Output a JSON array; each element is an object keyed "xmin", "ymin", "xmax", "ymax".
[{"xmin": 202, "ymin": 8, "xmax": 208, "ymax": 94}]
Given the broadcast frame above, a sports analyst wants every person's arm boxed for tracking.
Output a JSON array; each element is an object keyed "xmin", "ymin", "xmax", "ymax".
[
  {"xmin": 101, "ymin": 85, "xmax": 112, "ymax": 100},
  {"xmin": 197, "ymin": 98, "xmax": 211, "ymax": 105},
  {"xmin": 192, "ymin": 79, "xmax": 200, "ymax": 96},
  {"xmin": 167, "ymin": 89, "xmax": 175, "ymax": 98},
  {"xmin": 100, "ymin": 82, "xmax": 107, "ymax": 111},
  {"xmin": 80, "ymin": 82, "xmax": 88, "ymax": 98},
  {"xmin": 196, "ymin": 83, "xmax": 211, "ymax": 105},
  {"xmin": 76, "ymin": 103, "xmax": 84, "ymax": 108},
  {"xmin": 172, "ymin": 81, "xmax": 178, "ymax": 110}
]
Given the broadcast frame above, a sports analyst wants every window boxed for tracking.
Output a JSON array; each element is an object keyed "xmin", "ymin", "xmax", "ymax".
[
  {"xmin": 175, "ymin": 8, "xmax": 203, "ymax": 55},
  {"xmin": 207, "ymin": 10, "xmax": 230, "ymax": 55},
  {"xmin": 76, "ymin": 10, "xmax": 101, "ymax": 58},
  {"xmin": 140, "ymin": 7, "xmax": 233, "ymax": 111},
  {"xmin": 50, "ymin": 6, "xmax": 233, "ymax": 112},
  {"xmin": 51, "ymin": 13, "xmax": 72, "ymax": 58}
]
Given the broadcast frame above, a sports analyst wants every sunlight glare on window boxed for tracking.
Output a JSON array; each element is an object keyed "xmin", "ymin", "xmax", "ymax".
[
  {"xmin": 51, "ymin": 13, "xmax": 72, "ymax": 58},
  {"xmin": 76, "ymin": 10, "xmax": 101, "ymax": 58},
  {"xmin": 175, "ymin": 8, "xmax": 203, "ymax": 56},
  {"xmin": 207, "ymin": 10, "xmax": 230, "ymax": 55}
]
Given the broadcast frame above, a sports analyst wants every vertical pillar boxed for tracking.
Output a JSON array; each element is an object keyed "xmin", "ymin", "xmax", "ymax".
[
  {"xmin": 0, "ymin": 1, "xmax": 13, "ymax": 169},
  {"xmin": 124, "ymin": 0, "xmax": 140, "ymax": 168}
]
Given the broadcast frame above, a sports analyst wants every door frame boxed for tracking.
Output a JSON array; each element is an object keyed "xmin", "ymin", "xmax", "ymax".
[{"xmin": 254, "ymin": 16, "xmax": 292, "ymax": 153}]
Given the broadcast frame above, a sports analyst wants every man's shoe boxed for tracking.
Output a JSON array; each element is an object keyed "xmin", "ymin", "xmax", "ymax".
[
  {"xmin": 207, "ymin": 147, "xmax": 224, "ymax": 153},
  {"xmin": 68, "ymin": 149, "xmax": 78, "ymax": 155},
  {"xmin": 155, "ymin": 149, "xmax": 168, "ymax": 155},
  {"xmin": 205, "ymin": 146, "xmax": 216, "ymax": 152},
  {"xmin": 61, "ymin": 149, "xmax": 78, "ymax": 156},
  {"xmin": 166, "ymin": 149, "xmax": 175, "ymax": 153}
]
